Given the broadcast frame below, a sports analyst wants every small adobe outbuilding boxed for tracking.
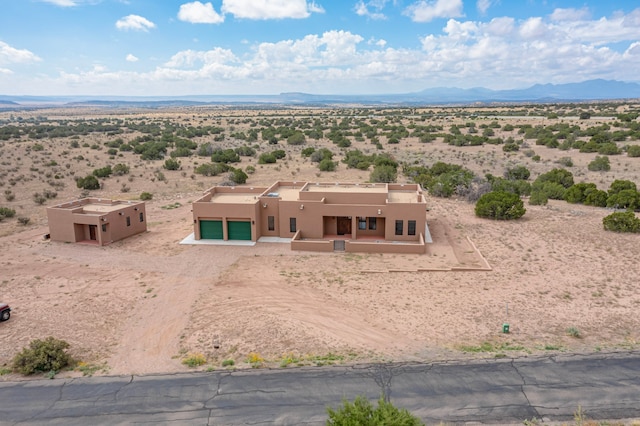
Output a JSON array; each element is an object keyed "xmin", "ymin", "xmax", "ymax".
[{"xmin": 47, "ymin": 198, "xmax": 147, "ymax": 246}]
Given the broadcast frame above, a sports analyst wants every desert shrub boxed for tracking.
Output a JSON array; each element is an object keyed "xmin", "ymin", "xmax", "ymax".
[
  {"xmin": 258, "ymin": 153, "xmax": 277, "ymax": 164},
  {"xmin": 17, "ymin": 216, "xmax": 30, "ymax": 225},
  {"xmin": 587, "ymin": 156, "xmax": 610, "ymax": 171},
  {"xmin": 579, "ymin": 112, "xmax": 591, "ymax": 120},
  {"xmin": 245, "ymin": 165, "xmax": 256, "ymax": 174},
  {"xmin": 318, "ymin": 159, "xmax": 336, "ymax": 172},
  {"xmin": 370, "ymin": 164, "xmax": 397, "ymax": 183},
  {"xmin": 169, "ymin": 147, "xmax": 193, "ymax": 158},
  {"xmin": 556, "ymin": 157, "xmax": 574, "ymax": 167},
  {"xmin": 33, "ymin": 192, "xmax": 47, "ymax": 205},
  {"xmin": 4, "ymin": 190, "xmax": 15, "ymax": 202},
  {"xmin": 597, "ymin": 143, "xmax": 620, "ymax": 155},
  {"xmin": 475, "ymin": 191, "xmax": 526, "ymax": 220},
  {"xmin": 12, "ymin": 337, "xmax": 74, "ymax": 375},
  {"xmin": 489, "ymin": 177, "xmax": 531, "ymax": 196},
  {"xmin": 197, "ymin": 142, "xmax": 214, "ymax": 157},
  {"xmin": 608, "ymin": 179, "xmax": 637, "ymax": 197},
  {"xmin": 584, "ymin": 188, "xmax": 608, "ymax": 207},
  {"xmin": 502, "ymin": 142, "xmax": 519, "ymax": 152},
  {"xmin": 195, "ymin": 162, "xmax": 229, "ymax": 176},
  {"xmin": 211, "ymin": 148, "xmax": 240, "ymax": 163},
  {"xmin": 534, "ymin": 168, "xmax": 574, "ymax": 188},
  {"xmin": 92, "ymin": 165, "xmax": 112, "ymax": 178},
  {"xmin": 0, "ymin": 207, "xmax": 16, "ymax": 220},
  {"xmin": 107, "ymin": 148, "xmax": 118, "ymax": 156},
  {"xmin": 301, "ymin": 147, "xmax": 315, "ymax": 157},
  {"xmin": 564, "ymin": 183, "xmax": 598, "ymax": 204},
  {"xmin": 326, "ymin": 396, "xmax": 423, "ymax": 426},
  {"xmin": 504, "ymin": 165, "xmax": 530, "ymax": 181},
  {"xmin": 602, "ymin": 211, "xmax": 640, "ymax": 233},
  {"xmin": 271, "ymin": 149, "xmax": 286, "ymax": 159},
  {"xmin": 222, "ymin": 359, "xmax": 235, "ymax": 367},
  {"xmin": 627, "ymin": 145, "xmax": 640, "ymax": 157},
  {"xmin": 163, "ymin": 158, "xmax": 181, "ymax": 170},
  {"xmin": 606, "ymin": 189, "xmax": 640, "ymax": 210},
  {"xmin": 112, "ymin": 163, "xmax": 130, "ymax": 176},
  {"xmin": 140, "ymin": 192, "xmax": 153, "ymax": 201},
  {"xmin": 229, "ymin": 168, "xmax": 248, "ymax": 184},
  {"xmin": 310, "ymin": 148, "xmax": 333, "ymax": 163},
  {"xmin": 235, "ymin": 146, "xmax": 256, "ymax": 157},
  {"xmin": 182, "ymin": 353, "xmax": 206, "ymax": 368},
  {"xmin": 286, "ymin": 131, "xmax": 306, "ymax": 145},
  {"xmin": 529, "ymin": 190, "xmax": 548, "ymax": 206},
  {"xmin": 76, "ymin": 175, "xmax": 100, "ymax": 190}
]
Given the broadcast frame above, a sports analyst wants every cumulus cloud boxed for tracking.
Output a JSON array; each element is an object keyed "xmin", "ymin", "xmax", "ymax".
[
  {"xmin": 0, "ymin": 68, "xmax": 13, "ymax": 75},
  {"xmin": 476, "ymin": 0, "xmax": 496, "ymax": 15},
  {"xmin": 0, "ymin": 41, "xmax": 42, "ymax": 64},
  {"xmin": 16, "ymin": 8, "xmax": 640, "ymax": 95},
  {"xmin": 550, "ymin": 7, "xmax": 591, "ymax": 22},
  {"xmin": 115, "ymin": 15, "xmax": 156, "ymax": 32},
  {"xmin": 354, "ymin": 0, "xmax": 387, "ymax": 20},
  {"xmin": 221, "ymin": 0, "xmax": 323, "ymax": 20},
  {"xmin": 404, "ymin": 0, "xmax": 463, "ymax": 23},
  {"xmin": 126, "ymin": 54, "xmax": 139, "ymax": 62},
  {"xmin": 178, "ymin": 1, "xmax": 224, "ymax": 24}
]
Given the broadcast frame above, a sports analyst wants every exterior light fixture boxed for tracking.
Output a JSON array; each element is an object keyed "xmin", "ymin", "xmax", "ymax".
[
  {"xmin": 377, "ymin": 209, "xmax": 381, "ymax": 215},
  {"xmin": 300, "ymin": 204, "xmax": 304, "ymax": 210}
]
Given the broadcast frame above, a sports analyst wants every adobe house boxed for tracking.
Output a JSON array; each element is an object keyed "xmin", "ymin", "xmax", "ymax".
[
  {"xmin": 46, "ymin": 198, "xmax": 147, "ymax": 246},
  {"xmin": 192, "ymin": 181, "xmax": 429, "ymax": 254}
]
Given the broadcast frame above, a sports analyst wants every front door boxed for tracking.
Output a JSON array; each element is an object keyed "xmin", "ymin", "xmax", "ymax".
[
  {"xmin": 88, "ymin": 225, "xmax": 97, "ymax": 241},
  {"xmin": 337, "ymin": 216, "xmax": 351, "ymax": 236}
]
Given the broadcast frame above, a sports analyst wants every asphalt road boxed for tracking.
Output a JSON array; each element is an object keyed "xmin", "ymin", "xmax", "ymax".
[{"xmin": 1, "ymin": 351, "xmax": 639, "ymax": 425}]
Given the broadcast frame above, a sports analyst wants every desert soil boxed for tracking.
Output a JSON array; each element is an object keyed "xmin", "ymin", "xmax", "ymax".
[{"xmin": 0, "ymin": 106, "xmax": 639, "ymax": 378}]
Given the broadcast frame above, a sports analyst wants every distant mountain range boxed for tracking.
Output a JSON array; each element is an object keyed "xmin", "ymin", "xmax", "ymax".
[{"xmin": 1, "ymin": 79, "xmax": 640, "ymax": 108}]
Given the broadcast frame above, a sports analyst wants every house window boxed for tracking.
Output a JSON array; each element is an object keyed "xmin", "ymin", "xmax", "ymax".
[
  {"xmin": 139, "ymin": 212, "xmax": 144, "ymax": 222},
  {"xmin": 408, "ymin": 220, "xmax": 416, "ymax": 236},
  {"xmin": 268, "ymin": 215, "xmax": 275, "ymax": 231},
  {"xmin": 368, "ymin": 217, "xmax": 376, "ymax": 230},
  {"xmin": 358, "ymin": 217, "xmax": 366, "ymax": 230},
  {"xmin": 101, "ymin": 224, "xmax": 107, "ymax": 232},
  {"xmin": 289, "ymin": 217, "xmax": 297, "ymax": 233},
  {"xmin": 126, "ymin": 216, "xmax": 131, "ymax": 227},
  {"xmin": 395, "ymin": 220, "xmax": 403, "ymax": 235}
]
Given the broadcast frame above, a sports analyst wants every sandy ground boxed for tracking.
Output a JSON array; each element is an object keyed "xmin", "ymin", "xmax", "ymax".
[
  {"xmin": 1, "ymin": 195, "xmax": 639, "ymax": 378},
  {"xmin": 0, "ymin": 106, "xmax": 639, "ymax": 379}
]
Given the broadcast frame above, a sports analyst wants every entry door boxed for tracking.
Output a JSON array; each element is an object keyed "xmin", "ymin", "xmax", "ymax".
[
  {"xmin": 89, "ymin": 225, "xmax": 97, "ymax": 241},
  {"xmin": 337, "ymin": 217, "xmax": 351, "ymax": 235}
]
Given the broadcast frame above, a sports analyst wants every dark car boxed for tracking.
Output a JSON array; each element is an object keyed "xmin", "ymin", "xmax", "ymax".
[{"xmin": 0, "ymin": 303, "xmax": 10, "ymax": 321}]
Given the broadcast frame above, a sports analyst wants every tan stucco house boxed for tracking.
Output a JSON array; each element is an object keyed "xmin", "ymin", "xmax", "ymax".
[
  {"xmin": 192, "ymin": 181, "xmax": 429, "ymax": 254},
  {"xmin": 47, "ymin": 198, "xmax": 147, "ymax": 246}
]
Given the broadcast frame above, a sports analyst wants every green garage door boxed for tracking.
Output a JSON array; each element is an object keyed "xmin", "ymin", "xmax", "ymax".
[
  {"xmin": 227, "ymin": 221, "xmax": 251, "ymax": 240},
  {"xmin": 200, "ymin": 220, "xmax": 223, "ymax": 239}
]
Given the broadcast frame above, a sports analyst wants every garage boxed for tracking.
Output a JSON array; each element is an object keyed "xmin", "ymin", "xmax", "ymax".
[
  {"xmin": 227, "ymin": 221, "xmax": 251, "ymax": 240},
  {"xmin": 200, "ymin": 220, "xmax": 223, "ymax": 239}
]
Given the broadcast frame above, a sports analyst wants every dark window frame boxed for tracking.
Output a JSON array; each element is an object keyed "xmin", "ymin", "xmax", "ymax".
[
  {"xmin": 268, "ymin": 215, "xmax": 275, "ymax": 231},
  {"xmin": 368, "ymin": 217, "xmax": 376, "ymax": 230},
  {"xmin": 358, "ymin": 217, "xmax": 366, "ymax": 230},
  {"xmin": 289, "ymin": 217, "xmax": 297, "ymax": 233},
  {"xmin": 408, "ymin": 220, "xmax": 416, "ymax": 236},
  {"xmin": 126, "ymin": 216, "xmax": 131, "ymax": 227},
  {"xmin": 395, "ymin": 220, "xmax": 403, "ymax": 235}
]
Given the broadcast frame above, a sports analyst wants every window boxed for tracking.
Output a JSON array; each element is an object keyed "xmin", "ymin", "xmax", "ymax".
[
  {"xmin": 408, "ymin": 220, "xmax": 416, "ymax": 236},
  {"xmin": 126, "ymin": 216, "xmax": 131, "ymax": 227},
  {"xmin": 101, "ymin": 224, "xmax": 107, "ymax": 232},
  {"xmin": 289, "ymin": 217, "xmax": 297, "ymax": 233},
  {"xmin": 268, "ymin": 215, "xmax": 275, "ymax": 231},
  {"xmin": 358, "ymin": 217, "xmax": 366, "ymax": 230},
  {"xmin": 395, "ymin": 220, "xmax": 403, "ymax": 235},
  {"xmin": 368, "ymin": 217, "xmax": 376, "ymax": 230},
  {"xmin": 139, "ymin": 212, "xmax": 144, "ymax": 222}
]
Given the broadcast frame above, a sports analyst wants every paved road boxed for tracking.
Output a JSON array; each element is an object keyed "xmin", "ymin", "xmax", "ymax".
[{"xmin": 1, "ymin": 351, "xmax": 639, "ymax": 425}]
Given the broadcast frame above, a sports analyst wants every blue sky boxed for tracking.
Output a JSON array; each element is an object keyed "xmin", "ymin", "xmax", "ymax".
[{"xmin": 1, "ymin": 0, "xmax": 639, "ymax": 96}]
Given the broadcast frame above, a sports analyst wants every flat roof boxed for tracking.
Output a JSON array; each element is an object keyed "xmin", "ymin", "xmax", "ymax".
[
  {"xmin": 82, "ymin": 204, "xmax": 129, "ymax": 213},
  {"xmin": 51, "ymin": 199, "xmax": 142, "ymax": 213},
  {"xmin": 211, "ymin": 193, "xmax": 259, "ymax": 204},
  {"xmin": 304, "ymin": 183, "xmax": 387, "ymax": 194},
  {"xmin": 388, "ymin": 190, "xmax": 420, "ymax": 203}
]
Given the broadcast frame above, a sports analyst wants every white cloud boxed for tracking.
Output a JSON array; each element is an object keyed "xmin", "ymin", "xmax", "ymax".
[
  {"xmin": 476, "ymin": 0, "xmax": 496, "ymax": 15},
  {"xmin": 550, "ymin": 7, "xmax": 591, "ymax": 22},
  {"xmin": 126, "ymin": 54, "xmax": 139, "ymax": 62},
  {"xmin": 38, "ymin": 0, "xmax": 102, "ymax": 5},
  {"xmin": 0, "ymin": 41, "xmax": 42, "ymax": 64},
  {"xmin": 178, "ymin": 2, "xmax": 224, "ymax": 24},
  {"xmin": 0, "ymin": 68, "xmax": 13, "ymax": 75},
  {"xmin": 354, "ymin": 0, "xmax": 387, "ymax": 20},
  {"xmin": 404, "ymin": 0, "xmax": 463, "ymax": 23},
  {"xmin": 221, "ymin": 0, "xmax": 323, "ymax": 20},
  {"xmin": 115, "ymin": 15, "xmax": 156, "ymax": 32}
]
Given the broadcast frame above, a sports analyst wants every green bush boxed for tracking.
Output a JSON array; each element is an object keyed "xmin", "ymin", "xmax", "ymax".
[
  {"xmin": 606, "ymin": 189, "xmax": 640, "ymax": 210},
  {"xmin": 76, "ymin": 175, "xmax": 100, "ymax": 190},
  {"xmin": 0, "ymin": 207, "xmax": 16, "ymax": 220},
  {"xmin": 112, "ymin": 163, "xmax": 130, "ymax": 176},
  {"xmin": 12, "ymin": 337, "xmax": 74, "ymax": 375},
  {"xmin": 140, "ymin": 192, "xmax": 153, "ymax": 201},
  {"xmin": 370, "ymin": 164, "xmax": 397, "ymax": 183},
  {"xmin": 564, "ymin": 183, "xmax": 597, "ymax": 204},
  {"xmin": 529, "ymin": 190, "xmax": 548, "ymax": 206},
  {"xmin": 588, "ymin": 156, "xmax": 610, "ymax": 172},
  {"xmin": 475, "ymin": 191, "xmax": 526, "ymax": 220},
  {"xmin": 258, "ymin": 153, "xmax": 277, "ymax": 164},
  {"xmin": 318, "ymin": 159, "xmax": 336, "ymax": 172},
  {"xmin": 504, "ymin": 165, "xmax": 530, "ymax": 181},
  {"xmin": 627, "ymin": 145, "xmax": 640, "ymax": 157},
  {"xmin": 326, "ymin": 396, "xmax": 423, "ymax": 426},
  {"xmin": 602, "ymin": 211, "xmax": 640, "ymax": 233},
  {"xmin": 229, "ymin": 168, "xmax": 248, "ymax": 184},
  {"xmin": 92, "ymin": 165, "xmax": 112, "ymax": 178},
  {"xmin": 163, "ymin": 158, "xmax": 181, "ymax": 170}
]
